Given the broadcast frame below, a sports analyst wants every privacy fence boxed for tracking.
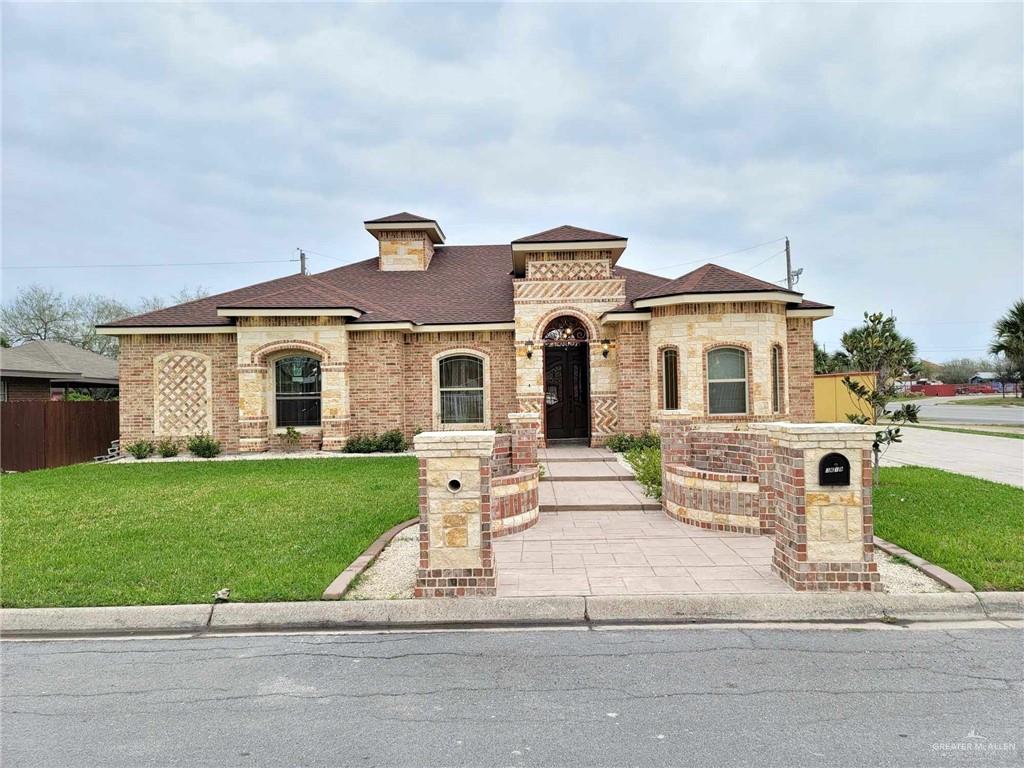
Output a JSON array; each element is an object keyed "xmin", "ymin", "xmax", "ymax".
[{"xmin": 0, "ymin": 401, "xmax": 119, "ymax": 472}]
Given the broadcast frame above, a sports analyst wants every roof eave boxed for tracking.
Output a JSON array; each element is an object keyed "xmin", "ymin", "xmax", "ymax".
[
  {"xmin": 364, "ymin": 221, "xmax": 446, "ymax": 244},
  {"xmin": 633, "ymin": 290, "xmax": 802, "ymax": 308},
  {"xmin": 510, "ymin": 239, "xmax": 627, "ymax": 276},
  {"xmin": 216, "ymin": 308, "xmax": 363, "ymax": 318}
]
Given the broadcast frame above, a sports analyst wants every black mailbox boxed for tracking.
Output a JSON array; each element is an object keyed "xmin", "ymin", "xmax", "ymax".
[{"xmin": 818, "ymin": 452, "xmax": 851, "ymax": 486}]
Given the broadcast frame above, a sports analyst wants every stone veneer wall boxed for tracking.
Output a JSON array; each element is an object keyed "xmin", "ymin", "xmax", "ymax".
[
  {"xmin": 118, "ymin": 333, "xmax": 239, "ymax": 452},
  {"xmin": 377, "ymin": 230, "xmax": 434, "ymax": 271},
  {"xmin": 615, "ymin": 321, "xmax": 651, "ymax": 435},
  {"xmin": 786, "ymin": 317, "xmax": 815, "ymax": 423},
  {"xmin": 648, "ymin": 302, "xmax": 790, "ymax": 423}
]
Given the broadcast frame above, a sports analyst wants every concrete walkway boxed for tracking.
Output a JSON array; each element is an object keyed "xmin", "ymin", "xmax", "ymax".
[
  {"xmin": 882, "ymin": 427, "xmax": 1024, "ymax": 487},
  {"xmin": 495, "ymin": 446, "xmax": 790, "ymax": 597}
]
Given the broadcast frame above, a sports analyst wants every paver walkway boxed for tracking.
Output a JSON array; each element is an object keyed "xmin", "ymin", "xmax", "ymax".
[{"xmin": 495, "ymin": 446, "xmax": 791, "ymax": 597}]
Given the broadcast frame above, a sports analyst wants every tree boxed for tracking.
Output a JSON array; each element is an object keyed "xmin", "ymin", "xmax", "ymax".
[
  {"xmin": 936, "ymin": 357, "xmax": 991, "ymax": 385},
  {"xmin": 814, "ymin": 342, "xmax": 851, "ymax": 374},
  {"xmin": 990, "ymin": 299, "xmax": 1024, "ymax": 398},
  {"xmin": 839, "ymin": 312, "xmax": 921, "ymax": 475},
  {"xmin": 0, "ymin": 284, "xmax": 210, "ymax": 358}
]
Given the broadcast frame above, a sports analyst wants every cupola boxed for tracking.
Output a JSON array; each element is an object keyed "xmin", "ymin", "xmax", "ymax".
[{"xmin": 364, "ymin": 212, "xmax": 445, "ymax": 271}]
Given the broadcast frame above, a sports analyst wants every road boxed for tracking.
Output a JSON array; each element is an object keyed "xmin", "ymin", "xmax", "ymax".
[
  {"xmin": 3, "ymin": 626, "xmax": 1022, "ymax": 767},
  {"xmin": 882, "ymin": 426, "xmax": 1024, "ymax": 487},
  {"xmin": 910, "ymin": 396, "xmax": 1024, "ymax": 426}
]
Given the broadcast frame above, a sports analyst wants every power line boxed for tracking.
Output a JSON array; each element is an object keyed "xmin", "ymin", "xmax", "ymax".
[
  {"xmin": 744, "ymin": 248, "xmax": 787, "ymax": 273},
  {"xmin": 656, "ymin": 236, "xmax": 787, "ymax": 272},
  {"xmin": 2, "ymin": 259, "xmax": 298, "ymax": 270}
]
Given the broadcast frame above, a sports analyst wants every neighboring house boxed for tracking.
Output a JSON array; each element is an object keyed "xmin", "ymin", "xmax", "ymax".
[
  {"xmin": 97, "ymin": 213, "xmax": 834, "ymax": 451},
  {"xmin": 0, "ymin": 341, "xmax": 119, "ymax": 401},
  {"xmin": 969, "ymin": 372, "xmax": 998, "ymax": 384}
]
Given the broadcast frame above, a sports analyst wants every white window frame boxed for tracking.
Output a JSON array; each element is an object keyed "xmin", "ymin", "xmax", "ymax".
[
  {"xmin": 706, "ymin": 347, "xmax": 748, "ymax": 416},
  {"xmin": 433, "ymin": 350, "xmax": 490, "ymax": 430}
]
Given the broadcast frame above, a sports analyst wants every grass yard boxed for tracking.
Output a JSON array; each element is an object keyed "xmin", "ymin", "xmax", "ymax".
[
  {"xmin": 1, "ymin": 458, "xmax": 418, "ymax": 608},
  {"xmin": 875, "ymin": 466, "xmax": 1024, "ymax": 591},
  {"xmin": 950, "ymin": 396, "xmax": 1024, "ymax": 407}
]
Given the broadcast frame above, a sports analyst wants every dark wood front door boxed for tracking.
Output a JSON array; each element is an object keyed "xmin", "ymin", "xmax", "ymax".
[{"xmin": 544, "ymin": 345, "xmax": 589, "ymax": 440}]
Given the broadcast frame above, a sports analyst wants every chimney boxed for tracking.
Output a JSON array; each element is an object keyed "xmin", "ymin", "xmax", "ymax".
[{"xmin": 364, "ymin": 212, "xmax": 445, "ymax": 271}]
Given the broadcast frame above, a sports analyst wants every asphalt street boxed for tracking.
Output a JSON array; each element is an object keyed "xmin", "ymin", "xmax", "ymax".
[
  {"xmin": 2, "ymin": 625, "xmax": 1022, "ymax": 767},
  {"xmin": 910, "ymin": 397, "xmax": 1024, "ymax": 426}
]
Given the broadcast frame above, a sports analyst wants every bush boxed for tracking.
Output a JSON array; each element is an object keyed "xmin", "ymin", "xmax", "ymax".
[
  {"xmin": 125, "ymin": 440, "xmax": 155, "ymax": 460},
  {"xmin": 606, "ymin": 432, "xmax": 660, "ymax": 453},
  {"xmin": 187, "ymin": 434, "xmax": 222, "ymax": 458},
  {"xmin": 343, "ymin": 431, "xmax": 409, "ymax": 454},
  {"xmin": 156, "ymin": 438, "xmax": 179, "ymax": 458},
  {"xmin": 282, "ymin": 426, "xmax": 302, "ymax": 449},
  {"xmin": 625, "ymin": 446, "xmax": 662, "ymax": 499}
]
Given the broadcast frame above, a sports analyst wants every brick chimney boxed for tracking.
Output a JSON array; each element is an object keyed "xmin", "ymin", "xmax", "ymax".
[{"xmin": 364, "ymin": 212, "xmax": 445, "ymax": 271}]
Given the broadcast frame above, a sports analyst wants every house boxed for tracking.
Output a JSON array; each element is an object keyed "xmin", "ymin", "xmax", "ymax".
[
  {"xmin": 97, "ymin": 214, "xmax": 834, "ymax": 451},
  {"xmin": 0, "ymin": 341, "xmax": 119, "ymax": 401},
  {"xmin": 969, "ymin": 372, "xmax": 998, "ymax": 385}
]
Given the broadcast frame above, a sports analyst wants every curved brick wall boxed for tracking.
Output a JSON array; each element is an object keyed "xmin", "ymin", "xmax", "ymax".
[{"xmin": 491, "ymin": 468, "xmax": 540, "ymax": 537}]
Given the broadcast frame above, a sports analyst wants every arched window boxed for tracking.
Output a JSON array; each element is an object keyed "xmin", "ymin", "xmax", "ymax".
[
  {"xmin": 662, "ymin": 348, "xmax": 679, "ymax": 410},
  {"xmin": 542, "ymin": 316, "xmax": 589, "ymax": 345},
  {"xmin": 438, "ymin": 354, "xmax": 484, "ymax": 424},
  {"xmin": 275, "ymin": 356, "xmax": 321, "ymax": 427},
  {"xmin": 771, "ymin": 345, "xmax": 783, "ymax": 413},
  {"xmin": 707, "ymin": 347, "xmax": 747, "ymax": 415}
]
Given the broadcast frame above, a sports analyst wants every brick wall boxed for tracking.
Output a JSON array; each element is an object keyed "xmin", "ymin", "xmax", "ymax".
[
  {"xmin": 347, "ymin": 330, "xmax": 406, "ymax": 436},
  {"xmin": 786, "ymin": 317, "xmax": 814, "ymax": 422},
  {"xmin": 118, "ymin": 333, "xmax": 239, "ymax": 451},
  {"xmin": 616, "ymin": 321, "xmax": 650, "ymax": 434},
  {"xmin": 2, "ymin": 376, "xmax": 51, "ymax": 401}
]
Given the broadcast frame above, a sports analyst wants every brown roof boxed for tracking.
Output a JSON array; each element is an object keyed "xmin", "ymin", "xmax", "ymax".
[
  {"xmin": 99, "ymin": 246, "xmax": 829, "ymax": 329},
  {"xmin": 513, "ymin": 225, "xmax": 625, "ymax": 244},
  {"xmin": 364, "ymin": 212, "xmax": 436, "ymax": 224},
  {"xmin": 635, "ymin": 263, "xmax": 798, "ymax": 300},
  {"xmin": 795, "ymin": 298, "xmax": 834, "ymax": 309}
]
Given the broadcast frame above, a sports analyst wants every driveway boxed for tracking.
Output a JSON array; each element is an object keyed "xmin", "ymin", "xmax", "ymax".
[
  {"xmin": 882, "ymin": 427, "xmax": 1024, "ymax": 487},
  {"xmin": 911, "ymin": 396, "xmax": 1024, "ymax": 426}
]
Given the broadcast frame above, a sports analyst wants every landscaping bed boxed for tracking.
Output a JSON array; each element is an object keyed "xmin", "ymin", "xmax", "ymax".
[
  {"xmin": 874, "ymin": 466, "xmax": 1024, "ymax": 591},
  {"xmin": 1, "ymin": 458, "xmax": 418, "ymax": 608}
]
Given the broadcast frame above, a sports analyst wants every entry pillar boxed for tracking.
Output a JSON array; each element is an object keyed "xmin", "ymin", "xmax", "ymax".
[
  {"xmin": 508, "ymin": 412, "xmax": 541, "ymax": 471},
  {"xmin": 414, "ymin": 431, "xmax": 497, "ymax": 597}
]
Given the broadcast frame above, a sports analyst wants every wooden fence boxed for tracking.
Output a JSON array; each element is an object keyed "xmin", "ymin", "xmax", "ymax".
[{"xmin": 0, "ymin": 401, "xmax": 119, "ymax": 472}]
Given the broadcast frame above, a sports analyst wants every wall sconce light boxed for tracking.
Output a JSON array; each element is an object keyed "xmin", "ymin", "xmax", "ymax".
[
  {"xmin": 525, "ymin": 340, "xmax": 534, "ymax": 359},
  {"xmin": 601, "ymin": 339, "xmax": 611, "ymax": 358}
]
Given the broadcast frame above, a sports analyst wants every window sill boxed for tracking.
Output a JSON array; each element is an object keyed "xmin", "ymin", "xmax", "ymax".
[{"xmin": 273, "ymin": 426, "xmax": 322, "ymax": 434}]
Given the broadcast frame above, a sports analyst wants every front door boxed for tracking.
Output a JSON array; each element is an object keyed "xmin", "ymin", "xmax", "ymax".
[{"xmin": 544, "ymin": 344, "xmax": 589, "ymax": 440}]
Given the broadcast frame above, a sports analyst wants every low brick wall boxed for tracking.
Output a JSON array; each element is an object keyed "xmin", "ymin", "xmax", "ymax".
[
  {"xmin": 660, "ymin": 411, "xmax": 880, "ymax": 592},
  {"xmin": 491, "ymin": 468, "xmax": 540, "ymax": 538}
]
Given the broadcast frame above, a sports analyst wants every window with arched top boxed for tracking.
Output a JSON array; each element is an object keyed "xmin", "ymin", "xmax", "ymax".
[
  {"xmin": 707, "ymin": 347, "xmax": 748, "ymax": 415},
  {"xmin": 438, "ymin": 354, "xmax": 485, "ymax": 424},
  {"xmin": 275, "ymin": 356, "xmax": 321, "ymax": 427},
  {"xmin": 662, "ymin": 348, "xmax": 679, "ymax": 410},
  {"xmin": 542, "ymin": 316, "xmax": 589, "ymax": 345},
  {"xmin": 771, "ymin": 345, "xmax": 784, "ymax": 413}
]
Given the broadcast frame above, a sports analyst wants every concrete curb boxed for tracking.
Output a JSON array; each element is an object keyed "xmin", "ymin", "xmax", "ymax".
[
  {"xmin": 321, "ymin": 518, "xmax": 419, "ymax": 600},
  {"xmin": 873, "ymin": 536, "xmax": 975, "ymax": 592},
  {"xmin": 2, "ymin": 593, "xmax": 1020, "ymax": 638}
]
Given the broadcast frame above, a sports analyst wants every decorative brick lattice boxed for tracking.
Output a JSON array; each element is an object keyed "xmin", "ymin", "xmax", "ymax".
[
  {"xmin": 514, "ymin": 279, "xmax": 625, "ymax": 302},
  {"xmin": 591, "ymin": 395, "xmax": 618, "ymax": 439},
  {"xmin": 526, "ymin": 260, "xmax": 611, "ymax": 281},
  {"xmin": 154, "ymin": 353, "xmax": 212, "ymax": 436}
]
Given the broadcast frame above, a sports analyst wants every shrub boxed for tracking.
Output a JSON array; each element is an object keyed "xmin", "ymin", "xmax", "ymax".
[
  {"xmin": 606, "ymin": 432, "xmax": 660, "ymax": 453},
  {"xmin": 343, "ymin": 431, "xmax": 409, "ymax": 454},
  {"xmin": 187, "ymin": 434, "xmax": 222, "ymax": 458},
  {"xmin": 377, "ymin": 429, "xmax": 408, "ymax": 453},
  {"xmin": 156, "ymin": 438, "xmax": 180, "ymax": 458},
  {"xmin": 625, "ymin": 446, "xmax": 662, "ymax": 499},
  {"xmin": 282, "ymin": 426, "xmax": 302, "ymax": 449},
  {"xmin": 125, "ymin": 440, "xmax": 155, "ymax": 460}
]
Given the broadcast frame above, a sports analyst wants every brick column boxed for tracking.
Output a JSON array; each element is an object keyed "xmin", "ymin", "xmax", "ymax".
[
  {"xmin": 755, "ymin": 423, "xmax": 881, "ymax": 591},
  {"xmin": 786, "ymin": 317, "xmax": 815, "ymax": 422},
  {"xmin": 237, "ymin": 365, "xmax": 269, "ymax": 452},
  {"xmin": 320, "ymin": 361, "xmax": 350, "ymax": 451},
  {"xmin": 508, "ymin": 412, "xmax": 540, "ymax": 471},
  {"xmin": 414, "ymin": 431, "xmax": 496, "ymax": 598},
  {"xmin": 658, "ymin": 409, "xmax": 692, "ymax": 467}
]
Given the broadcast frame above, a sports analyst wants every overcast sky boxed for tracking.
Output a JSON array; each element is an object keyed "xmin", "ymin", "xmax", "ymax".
[{"xmin": 3, "ymin": 2, "xmax": 1021, "ymax": 359}]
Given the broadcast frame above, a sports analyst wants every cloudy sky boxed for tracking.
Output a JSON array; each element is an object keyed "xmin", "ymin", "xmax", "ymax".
[{"xmin": 3, "ymin": 2, "xmax": 1021, "ymax": 359}]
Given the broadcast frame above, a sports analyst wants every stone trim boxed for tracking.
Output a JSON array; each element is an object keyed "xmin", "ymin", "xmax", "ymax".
[{"xmin": 250, "ymin": 339, "xmax": 334, "ymax": 366}]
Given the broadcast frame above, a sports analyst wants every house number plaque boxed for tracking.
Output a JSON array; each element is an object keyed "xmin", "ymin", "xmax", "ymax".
[{"xmin": 818, "ymin": 452, "xmax": 851, "ymax": 486}]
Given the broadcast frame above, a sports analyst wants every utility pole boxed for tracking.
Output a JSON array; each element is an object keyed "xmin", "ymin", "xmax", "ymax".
[
  {"xmin": 785, "ymin": 237, "xmax": 792, "ymax": 291},
  {"xmin": 298, "ymin": 248, "xmax": 307, "ymax": 276}
]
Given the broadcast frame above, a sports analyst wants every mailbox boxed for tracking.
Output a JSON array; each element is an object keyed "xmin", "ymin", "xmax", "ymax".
[{"xmin": 818, "ymin": 452, "xmax": 851, "ymax": 486}]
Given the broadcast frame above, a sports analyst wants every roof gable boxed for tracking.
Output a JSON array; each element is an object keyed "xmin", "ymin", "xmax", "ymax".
[{"xmin": 636, "ymin": 263, "xmax": 797, "ymax": 300}]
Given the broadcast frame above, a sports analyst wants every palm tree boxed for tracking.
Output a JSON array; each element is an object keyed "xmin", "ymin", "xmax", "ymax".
[{"xmin": 990, "ymin": 299, "xmax": 1024, "ymax": 397}]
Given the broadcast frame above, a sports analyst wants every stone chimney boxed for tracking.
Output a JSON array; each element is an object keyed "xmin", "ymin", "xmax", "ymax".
[{"xmin": 364, "ymin": 212, "xmax": 445, "ymax": 271}]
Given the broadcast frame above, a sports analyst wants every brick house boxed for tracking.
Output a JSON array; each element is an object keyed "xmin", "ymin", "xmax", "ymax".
[{"xmin": 98, "ymin": 214, "xmax": 833, "ymax": 451}]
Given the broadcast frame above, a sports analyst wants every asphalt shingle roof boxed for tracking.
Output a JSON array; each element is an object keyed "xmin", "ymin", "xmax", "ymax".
[
  {"xmin": 513, "ymin": 225, "xmax": 626, "ymax": 243},
  {"xmin": 0, "ymin": 340, "xmax": 118, "ymax": 381}
]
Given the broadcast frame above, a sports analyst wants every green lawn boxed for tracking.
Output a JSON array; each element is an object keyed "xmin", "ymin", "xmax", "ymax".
[
  {"xmin": 950, "ymin": 396, "xmax": 1024, "ymax": 406},
  {"xmin": 875, "ymin": 467, "xmax": 1024, "ymax": 591},
  {"xmin": 1, "ymin": 458, "xmax": 418, "ymax": 608}
]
